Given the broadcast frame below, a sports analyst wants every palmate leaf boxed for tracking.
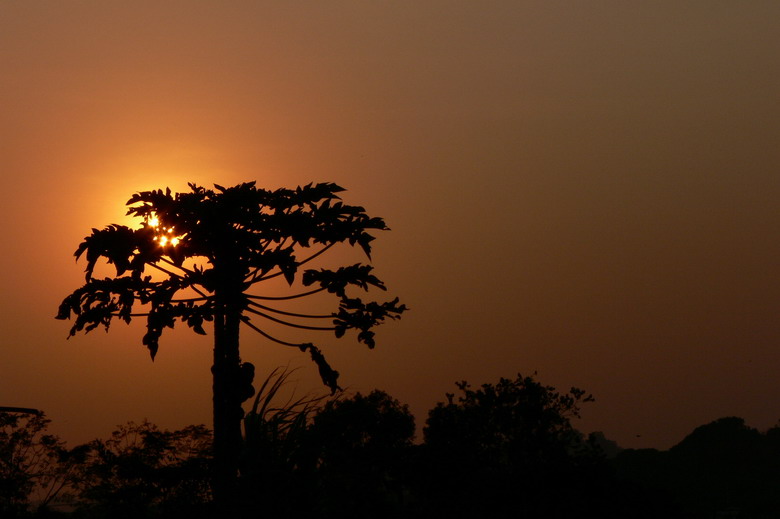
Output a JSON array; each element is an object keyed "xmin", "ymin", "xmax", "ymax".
[
  {"xmin": 57, "ymin": 277, "xmax": 152, "ymax": 333},
  {"xmin": 141, "ymin": 300, "xmax": 218, "ymax": 360},
  {"xmin": 332, "ymin": 297, "xmax": 407, "ymax": 348},
  {"xmin": 301, "ymin": 264, "xmax": 387, "ymax": 297},
  {"xmin": 56, "ymin": 275, "xmax": 212, "ymax": 359},
  {"xmin": 76, "ymin": 225, "xmax": 135, "ymax": 280},
  {"xmin": 75, "ymin": 225, "xmax": 162, "ymax": 281}
]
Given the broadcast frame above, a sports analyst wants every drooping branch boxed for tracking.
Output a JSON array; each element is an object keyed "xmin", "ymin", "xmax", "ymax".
[
  {"xmin": 241, "ymin": 317, "xmax": 310, "ymax": 348},
  {"xmin": 246, "ymin": 300, "xmax": 333, "ymax": 319},
  {"xmin": 147, "ymin": 263, "xmax": 210, "ymax": 299},
  {"xmin": 245, "ymin": 287, "xmax": 326, "ymax": 301},
  {"xmin": 301, "ymin": 343, "xmax": 341, "ymax": 394},
  {"xmin": 187, "ymin": 284, "xmax": 209, "ymax": 299},
  {"xmin": 244, "ymin": 307, "xmax": 336, "ymax": 331}
]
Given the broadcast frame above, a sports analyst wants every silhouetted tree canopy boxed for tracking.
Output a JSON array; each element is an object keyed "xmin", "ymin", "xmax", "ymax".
[
  {"xmin": 57, "ymin": 182, "xmax": 405, "ymax": 388},
  {"xmin": 71, "ymin": 421, "xmax": 212, "ymax": 519},
  {"xmin": 419, "ymin": 373, "xmax": 600, "ymax": 518},
  {"xmin": 614, "ymin": 416, "xmax": 780, "ymax": 518},
  {"xmin": 305, "ymin": 390, "xmax": 416, "ymax": 518},
  {"xmin": 0, "ymin": 411, "xmax": 78, "ymax": 517},
  {"xmin": 424, "ymin": 373, "xmax": 594, "ymax": 465}
]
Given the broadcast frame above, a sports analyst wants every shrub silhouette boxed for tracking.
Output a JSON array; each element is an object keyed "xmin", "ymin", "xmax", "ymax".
[{"xmin": 238, "ymin": 367, "xmax": 326, "ymax": 516}]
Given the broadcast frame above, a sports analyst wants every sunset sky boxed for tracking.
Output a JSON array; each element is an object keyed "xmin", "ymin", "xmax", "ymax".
[{"xmin": 2, "ymin": 1, "xmax": 780, "ymax": 450}]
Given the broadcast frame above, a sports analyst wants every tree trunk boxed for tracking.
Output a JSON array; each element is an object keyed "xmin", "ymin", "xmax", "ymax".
[{"xmin": 212, "ymin": 277, "xmax": 244, "ymax": 514}]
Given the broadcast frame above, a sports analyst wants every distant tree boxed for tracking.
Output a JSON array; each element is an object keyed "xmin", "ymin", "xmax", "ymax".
[
  {"xmin": 420, "ymin": 373, "xmax": 599, "ymax": 517},
  {"xmin": 614, "ymin": 416, "xmax": 778, "ymax": 518},
  {"xmin": 56, "ymin": 182, "xmax": 406, "ymax": 509},
  {"xmin": 0, "ymin": 411, "xmax": 78, "ymax": 517},
  {"xmin": 305, "ymin": 390, "xmax": 416, "ymax": 518},
  {"xmin": 72, "ymin": 421, "xmax": 212, "ymax": 519},
  {"xmin": 610, "ymin": 448, "xmax": 682, "ymax": 518},
  {"xmin": 670, "ymin": 416, "xmax": 767, "ymax": 516},
  {"xmin": 588, "ymin": 431, "xmax": 623, "ymax": 459}
]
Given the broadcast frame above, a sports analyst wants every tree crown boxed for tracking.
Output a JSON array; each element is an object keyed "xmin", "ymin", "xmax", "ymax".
[{"xmin": 57, "ymin": 182, "xmax": 406, "ymax": 392}]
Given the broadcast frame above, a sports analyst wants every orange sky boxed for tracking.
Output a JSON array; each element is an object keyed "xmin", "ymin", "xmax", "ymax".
[{"xmin": 2, "ymin": 1, "xmax": 780, "ymax": 449}]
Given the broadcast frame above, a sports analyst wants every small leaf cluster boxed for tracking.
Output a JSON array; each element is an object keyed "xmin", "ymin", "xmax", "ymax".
[{"xmin": 302, "ymin": 265, "xmax": 407, "ymax": 348}]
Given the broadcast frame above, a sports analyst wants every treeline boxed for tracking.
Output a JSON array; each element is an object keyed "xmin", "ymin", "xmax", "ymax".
[
  {"xmin": 3, "ymin": 372, "xmax": 779, "ymax": 518},
  {"xmin": 613, "ymin": 416, "xmax": 780, "ymax": 518}
]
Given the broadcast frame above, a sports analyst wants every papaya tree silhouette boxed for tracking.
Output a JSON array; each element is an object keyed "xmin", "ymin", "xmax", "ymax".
[{"xmin": 56, "ymin": 181, "xmax": 406, "ymax": 510}]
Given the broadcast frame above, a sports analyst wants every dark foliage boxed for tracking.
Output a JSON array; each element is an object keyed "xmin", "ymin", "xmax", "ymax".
[
  {"xmin": 304, "ymin": 390, "xmax": 416, "ymax": 518},
  {"xmin": 70, "ymin": 421, "xmax": 212, "ymax": 519},
  {"xmin": 0, "ymin": 411, "xmax": 81, "ymax": 518},
  {"xmin": 236, "ymin": 373, "xmax": 415, "ymax": 519},
  {"xmin": 417, "ymin": 373, "xmax": 606, "ymax": 518},
  {"xmin": 237, "ymin": 367, "xmax": 326, "ymax": 517},
  {"xmin": 11, "ymin": 375, "xmax": 780, "ymax": 518},
  {"xmin": 613, "ymin": 416, "xmax": 780, "ymax": 518}
]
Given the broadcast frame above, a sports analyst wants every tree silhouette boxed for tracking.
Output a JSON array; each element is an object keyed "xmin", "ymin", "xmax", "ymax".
[
  {"xmin": 305, "ymin": 390, "xmax": 416, "ymax": 518},
  {"xmin": 0, "ymin": 411, "xmax": 78, "ymax": 517},
  {"xmin": 72, "ymin": 421, "xmax": 212, "ymax": 519},
  {"xmin": 56, "ymin": 181, "xmax": 406, "ymax": 510},
  {"xmin": 420, "ymin": 373, "xmax": 597, "ymax": 517}
]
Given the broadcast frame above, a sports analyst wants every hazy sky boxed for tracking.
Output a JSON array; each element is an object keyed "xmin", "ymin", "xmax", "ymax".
[{"xmin": 2, "ymin": 1, "xmax": 779, "ymax": 449}]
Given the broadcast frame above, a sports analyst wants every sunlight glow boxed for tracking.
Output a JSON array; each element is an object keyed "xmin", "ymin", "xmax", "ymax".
[{"xmin": 145, "ymin": 213, "xmax": 183, "ymax": 248}]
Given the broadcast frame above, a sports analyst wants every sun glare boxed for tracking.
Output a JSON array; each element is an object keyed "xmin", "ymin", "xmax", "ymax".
[
  {"xmin": 145, "ymin": 213, "xmax": 183, "ymax": 248},
  {"xmin": 157, "ymin": 234, "xmax": 181, "ymax": 247}
]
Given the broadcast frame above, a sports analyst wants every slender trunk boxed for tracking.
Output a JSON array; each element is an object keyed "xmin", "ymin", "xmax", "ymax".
[{"xmin": 212, "ymin": 275, "xmax": 244, "ymax": 514}]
